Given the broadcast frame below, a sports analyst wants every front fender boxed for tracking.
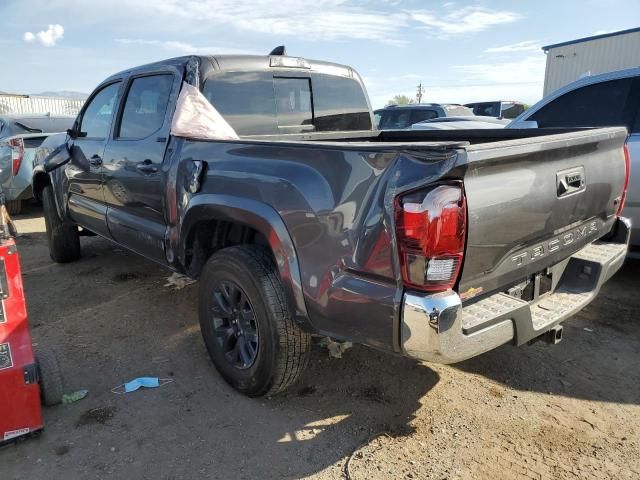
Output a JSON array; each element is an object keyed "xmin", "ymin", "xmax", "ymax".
[{"xmin": 179, "ymin": 194, "xmax": 312, "ymax": 330}]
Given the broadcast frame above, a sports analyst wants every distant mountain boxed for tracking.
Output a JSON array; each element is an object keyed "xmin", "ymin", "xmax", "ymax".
[{"xmin": 31, "ymin": 91, "xmax": 89, "ymax": 100}]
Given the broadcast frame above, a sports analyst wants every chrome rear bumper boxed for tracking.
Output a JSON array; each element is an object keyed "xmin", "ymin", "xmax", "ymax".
[{"xmin": 400, "ymin": 217, "xmax": 630, "ymax": 364}]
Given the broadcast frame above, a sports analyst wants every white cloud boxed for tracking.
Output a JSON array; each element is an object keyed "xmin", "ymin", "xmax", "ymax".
[
  {"xmin": 453, "ymin": 55, "xmax": 545, "ymax": 86},
  {"xmin": 23, "ymin": 24, "xmax": 64, "ymax": 47},
  {"xmin": 409, "ymin": 6, "xmax": 521, "ymax": 37},
  {"xmin": 146, "ymin": 0, "xmax": 410, "ymax": 45},
  {"xmin": 16, "ymin": 1, "xmax": 521, "ymax": 47},
  {"xmin": 485, "ymin": 40, "xmax": 541, "ymax": 53},
  {"xmin": 115, "ymin": 38, "xmax": 253, "ymax": 55}
]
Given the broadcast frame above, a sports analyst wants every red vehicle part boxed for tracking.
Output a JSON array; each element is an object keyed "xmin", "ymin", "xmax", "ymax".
[{"xmin": 0, "ymin": 237, "xmax": 43, "ymax": 444}]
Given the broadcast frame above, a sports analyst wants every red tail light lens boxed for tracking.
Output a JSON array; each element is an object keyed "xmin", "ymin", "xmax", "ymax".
[
  {"xmin": 8, "ymin": 137, "xmax": 24, "ymax": 176},
  {"xmin": 395, "ymin": 182, "xmax": 467, "ymax": 292},
  {"xmin": 616, "ymin": 144, "xmax": 630, "ymax": 217}
]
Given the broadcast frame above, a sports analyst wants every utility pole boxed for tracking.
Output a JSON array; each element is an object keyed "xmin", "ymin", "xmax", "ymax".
[{"xmin": 416, "ymin": 82, "xmax": 424, "ymax": 104}]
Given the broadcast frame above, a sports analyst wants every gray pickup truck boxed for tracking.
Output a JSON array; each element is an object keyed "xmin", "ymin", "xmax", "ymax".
[{"xmin": 33, "ymin": 52, "xmax": 630, "ymax": 396}]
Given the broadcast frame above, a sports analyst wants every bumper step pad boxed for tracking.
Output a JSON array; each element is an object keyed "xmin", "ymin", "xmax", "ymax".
[{"xmin": 460, "ymin": 241, "xmax": 628, "ymax": 344}]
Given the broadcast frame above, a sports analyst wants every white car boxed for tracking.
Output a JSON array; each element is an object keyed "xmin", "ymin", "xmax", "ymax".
[
  {"xmin": 509, "ymin": 67, "xmax": 640, "ymax": 251},
  {"xmin": 411, "ymin": 116, "xmax": 509, "ymax": 130}
]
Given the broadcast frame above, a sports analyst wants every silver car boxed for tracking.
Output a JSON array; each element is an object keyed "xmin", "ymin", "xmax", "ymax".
[
  {"xmin": 509, "ymin": 67, "xmax": 640, "ymax": 251},
  {"xmin": 0, "ymin": 114, "xmax": 74, "ymax": 214}
]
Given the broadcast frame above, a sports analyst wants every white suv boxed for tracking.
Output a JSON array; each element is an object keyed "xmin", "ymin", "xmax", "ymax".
[{"xmin": 509, "ymin": 67, "xmax": 640, "ymax": 252}]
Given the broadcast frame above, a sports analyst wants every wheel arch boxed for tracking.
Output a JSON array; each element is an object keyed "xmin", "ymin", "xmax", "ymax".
[
  {"xmin": 31, "ymin": 168, "xmax": 50, "ymax": 201},
  {"xmin": 179, "ymin": 195, "xmax": 313, "ymax": 331}
]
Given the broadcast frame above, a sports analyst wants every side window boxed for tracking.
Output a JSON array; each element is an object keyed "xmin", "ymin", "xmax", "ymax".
[
  {"xmin": 476, "ymin": 103, "xmax": 499, "ymax": 117},
  {"xmin": 530, "ymin": 78, "xmax": 633, "ymax": 128},
  {"xmin": 80, "ymin": 82, "xmax": 120, "ymax": 139},
  {"xmin": 501, "ymin": 103, "xmax": 524, "ymax": 119},
  {"xmin": 118, "ymin": 75, "xmax": 174, "ymax": 139},
  {"xmin": 411, "ymin": 109, "xmax": 437, "ymax": 124},
  {"xmin": 273, "ymin": 77, "xmax": 313, "ymax": 130}
]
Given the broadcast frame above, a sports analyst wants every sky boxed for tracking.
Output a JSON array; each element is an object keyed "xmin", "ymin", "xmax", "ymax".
[{"xmin": 0, "ymin": 0, "xmax": 638, "ymax": 108}]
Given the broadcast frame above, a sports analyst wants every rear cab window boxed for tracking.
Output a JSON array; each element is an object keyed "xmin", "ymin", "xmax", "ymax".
[
  {"xmin": 0, "ymin": 117, "xmax": 74, "ymax": 138},
  {"xmin": 202, "ymin": 71, "xmax": 371, "ymax": 136}
]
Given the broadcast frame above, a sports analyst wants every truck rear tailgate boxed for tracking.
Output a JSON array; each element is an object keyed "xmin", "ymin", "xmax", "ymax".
[{"xmin": 458, "ymin": 127, "xmax": 628, "ymax": 300}]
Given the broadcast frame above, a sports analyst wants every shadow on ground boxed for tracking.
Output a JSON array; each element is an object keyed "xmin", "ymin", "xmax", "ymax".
[
  {"xmin": 2, "ymin": 233, "xmax": 439, "ymax": 479},
  {"xmin": 454, "ymin": 258, "xmax": 640, "ymax": 405},
  {"xmin": 3, "ymin": 216, "xmax": 639, "ymax": 479}
]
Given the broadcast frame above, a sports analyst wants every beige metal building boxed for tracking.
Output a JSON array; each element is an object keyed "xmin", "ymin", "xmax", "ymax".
[
  {"xmin": 542, "ymin": 27, "xmax": 640, "ymax": 96},
  {"xmin": 0, "ymin": 93, "xmax": 84, "ymax": 116}
]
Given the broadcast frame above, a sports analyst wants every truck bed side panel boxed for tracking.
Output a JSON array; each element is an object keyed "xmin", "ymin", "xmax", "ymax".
[{"xmin": 173, "ymin": 140, "xmax": 461, "ymax": 350}]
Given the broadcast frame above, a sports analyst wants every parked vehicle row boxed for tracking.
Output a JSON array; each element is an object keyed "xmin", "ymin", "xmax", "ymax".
[
  {"xmin": 374, "ymin": 103, "xmax": 474, "ymax": 130},
  {"xmin": 32, "ymin": 51, "xmax": 630, "ymax": 397},
  {"xmin": 465, "ymin": 100, "xmax": 527, "ymax": 119}
]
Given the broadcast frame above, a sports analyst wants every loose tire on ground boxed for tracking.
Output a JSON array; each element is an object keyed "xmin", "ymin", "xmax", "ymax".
[
  {"xmin": 36, "ymin": 348, "xmax": 64, "ymax": 406},
  {"xmin": 5, "ymin": 199, "xmax": 21, "ymax": 215},
  {"xmin": 198, "ymin": 245, "xmax": 311, "ymax": 396},
  {"xmin": 42, "ymin": 184, "xmax": 80, "ymax": 263}
]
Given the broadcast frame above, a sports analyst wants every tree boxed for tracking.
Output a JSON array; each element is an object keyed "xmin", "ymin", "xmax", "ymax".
[{"xmin": 386, "ymin": 94, "xmax": 415, "ymax": 106}]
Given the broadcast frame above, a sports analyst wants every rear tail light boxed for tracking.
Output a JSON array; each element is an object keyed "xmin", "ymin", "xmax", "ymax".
[
  {"xmin": 8, "ymin": 137, "xmax": 24, "ymax": 176},
  {"xmin": 395, "ymin": 182, "xmax": 467, "ymax": 292},
  {"xmin": 616, "ymin": 144, "xmax": 630, "ymax": 217}
]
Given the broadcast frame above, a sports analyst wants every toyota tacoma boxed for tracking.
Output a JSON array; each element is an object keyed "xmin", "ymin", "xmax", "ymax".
[{"xmin": 32, "ymin": 52, "xmax": 631, "ymax": 396}]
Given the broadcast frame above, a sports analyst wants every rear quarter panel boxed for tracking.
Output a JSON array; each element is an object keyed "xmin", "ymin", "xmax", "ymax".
[{"xmin": 170, "ymin": 139, "xmax": 462, "ymax": 350}]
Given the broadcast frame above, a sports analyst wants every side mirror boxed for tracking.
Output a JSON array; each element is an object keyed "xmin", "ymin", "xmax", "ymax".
[
  {"xmin": 43, "ymin": 143, "xmax": 72, "ymax": 173},
  {"xmin": 66, "ymin": 128, "xmax": 76, "ymax": 138}
]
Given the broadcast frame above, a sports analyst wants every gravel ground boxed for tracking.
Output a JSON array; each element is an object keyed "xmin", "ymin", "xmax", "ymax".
[{"xmin": 1, "ymin": 205, "xmax": 639, "ymax": 480}]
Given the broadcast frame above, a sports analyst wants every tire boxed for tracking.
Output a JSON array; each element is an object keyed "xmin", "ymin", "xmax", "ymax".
[
  {"xmin": 5, "ymin": 199, "xmax": 21, "ymax": 215},
  {"xmin": 36, "ymin": 348, "xmax": 64, "ymax": 406},
  {"xmin": 198, "ymin": 245, "xmax": 311, "ymax": 396},
  {"xmin": 42, "ymin": 184, "xmax": 80, "ymax": 263}
]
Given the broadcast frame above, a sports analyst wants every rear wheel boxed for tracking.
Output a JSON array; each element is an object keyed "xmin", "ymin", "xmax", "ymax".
[
  {"xmin": 198, "ymin": 246, "xmax": 311, "ymax": 396},
  {"xmin": 42, "ymin": 185, "xmax": 80, "ymax": 263},
  {"xmin": 5, "ymin": 199, "xmax": 21, "ymax": 215}
]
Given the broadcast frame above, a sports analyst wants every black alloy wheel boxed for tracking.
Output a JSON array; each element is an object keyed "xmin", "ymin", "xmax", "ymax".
[{"xmin": 212, "ymin": 281, "xmax": 259, "ymax": 369}]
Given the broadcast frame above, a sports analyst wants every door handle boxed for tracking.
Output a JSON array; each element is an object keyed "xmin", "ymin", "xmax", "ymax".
[
  {"xmin": 136, "ymin": 159, "xmax": 158, "ymax": 174},
  {"xmin": 89, "ymin": 155, "xmax": 102, "ymax": 166}
]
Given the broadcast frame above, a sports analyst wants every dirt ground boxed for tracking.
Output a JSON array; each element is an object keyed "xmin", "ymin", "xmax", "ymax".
[{"xmin": 1, "ymin": 204, "xmax": 639, "ymax": 480}]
